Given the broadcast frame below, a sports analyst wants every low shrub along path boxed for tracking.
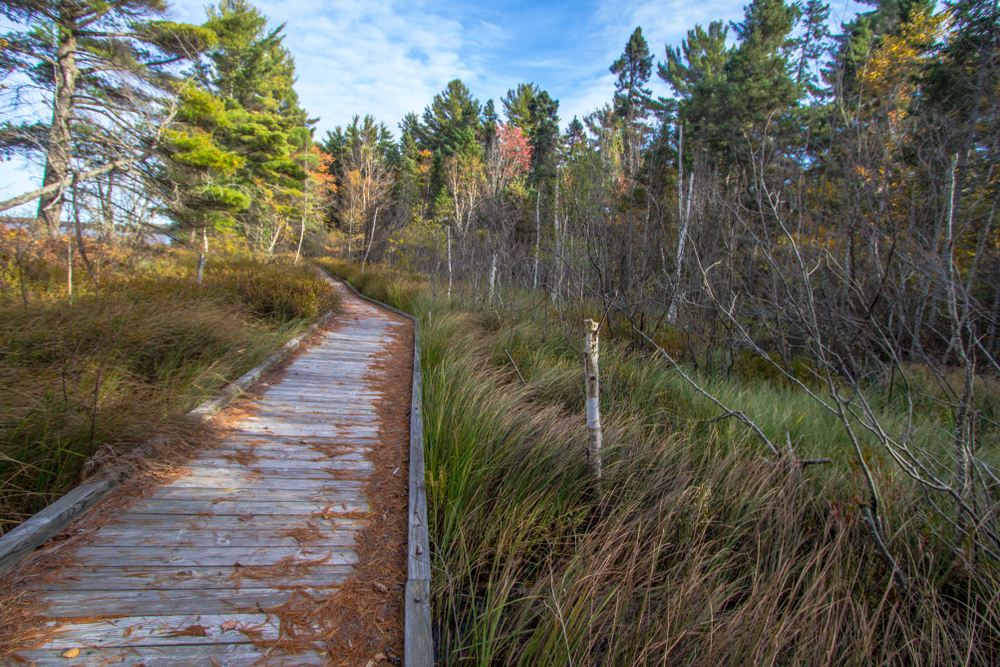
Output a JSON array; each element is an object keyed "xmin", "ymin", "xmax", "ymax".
[{"xmin": 1, "ymin": 278, "xmax": 413, "ymax": 666}]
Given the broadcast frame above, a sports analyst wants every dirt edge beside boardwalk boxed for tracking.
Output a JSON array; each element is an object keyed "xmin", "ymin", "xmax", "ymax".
[{"xmin": 318, "ymin": 305, "xmax": 412, "ymax": 666}]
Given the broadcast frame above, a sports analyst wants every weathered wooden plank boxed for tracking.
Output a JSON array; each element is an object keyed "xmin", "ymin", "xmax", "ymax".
[
  {"xmin": 116, "ymin": 498, "xmax": 369, "ymax": 515},
  {"xmin": 192, "ymin": 457, "xmax": 368, "ymax": 471},
  {"xmin": 255, "ymin": 399, "xmax": 379, "ymax": 410},
  {"xmin": 15, "ymin": 644, "xmax": 327, "ymax": 667},
  {"xmin": 81, "ymin": 526, "xmax": 359, "ymax": 549},
  {"xmin": 0, "ymin": 478, "xmax": 117, "ymax": 574},
  {"xmin": 68, "ymin": 545, "xmax": 358, "ymax": 568},
  {"xmin": 207, "ymin": 435, "xmax": 379, "ymax": 446},
  {"xmin": 35, "ymin": 565, "xmax": 352, "ymax": 591},
  {"xmin": 259, "ymin": 392, "xmax": 380, "ymax": 402},
  {"xmin": 226, "ymin": 425, "xmax": 380, "ymax": 438},
  {"xmin": 32, "ymin": 613, "xmax": 287, "ymax": 649},
  {"xmin": 146, "ymin": 485, "xmax": 363, "ymax": 502},
  {"xmin": 408, "ymin": 330, "xmax": 431, "ymax": 583},
  {"xmin": 188, "ymin": 454, "xmax": 367, "ymax": 468},
  {"xmin": 249, "ymin": 402, "xmax": 378, "ymax": 413},
  {"xmin": 159, "ymin": 475, "xmax": 368, "ymax": 491},
  {"xmin": 236, "ymin": 420, "xmax": 380, "ymax": 432},
  {"xmin": 245, "ymin": 412, "xmax": 377, "ymax": 424},
  {"xmin": 178, "ymin": 463, "xmax": 373, "ymax": 477},
  {"xmin": 405, "ymin": 578, "xmax": 432, "ymax": 667},
  {"xmin": 35, "ymin": 586, "xmax": 336, "ymax": 618},
  {"xmin": 203, "ymin": 440, "xmax": 377, "ymax": 451},
  {"xmin": 99, "ymin": 515, "xmax": 360, "ymax": 537}
]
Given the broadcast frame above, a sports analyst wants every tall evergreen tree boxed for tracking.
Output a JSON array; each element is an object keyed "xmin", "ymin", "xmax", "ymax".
[
  {"xmin": 416, "ymin": 79, "xmax": 481, "ymax": 157},
  {"xmin": 323, "ymin": 115, "xmax": 397, "ymax": 173},
  {"xmin": 501, "ymin": 83, "xmax": 540, "ymax": 129},
  {"xmin": 722, "ymin": 0, "xmax": 802, "ymax": 130},
  {"xmin": 526, "ymin": 90, "xmax": 560, "ymax": 183},
  {"xmin": 194, "ymin": 0, "xmax": 311, "ymax": 248},
  {"xmin": 481, "ymin": 98, "xmax": 499, "ymax": 147},
  {"xmin": 501, "ymin": 83, "xmax": 560, "ymax": 184},
  {"xmin": 0, "ymin": 0, "xmax": 215, "ymax": 235},
  {"xmin": 660, "ymin": 21, "xmax": 733, "ymax": 102},
  {"xmin": 611, "ymin": 27, "xmax": 656, "ymax": 124}
]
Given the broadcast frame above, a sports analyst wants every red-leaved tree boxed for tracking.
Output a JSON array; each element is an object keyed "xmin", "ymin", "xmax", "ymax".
[{"xmin": 485, "ymin": 123, "xmax": 533, "ymax": 198}]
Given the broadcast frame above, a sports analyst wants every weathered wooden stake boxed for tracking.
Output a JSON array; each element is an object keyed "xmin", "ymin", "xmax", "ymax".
[{"xmin": 584, "ymin": 318, "xmax": 602, "ymax": 491}]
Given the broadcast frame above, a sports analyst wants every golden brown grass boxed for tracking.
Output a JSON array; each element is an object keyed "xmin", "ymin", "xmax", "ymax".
[
  {"xmin": 0, "ymin": 253, "xmax": 338, "ymax": 533},
  {"xmin": 326, "ymin": 260, "xmax": 1000, "ymax": 667}
]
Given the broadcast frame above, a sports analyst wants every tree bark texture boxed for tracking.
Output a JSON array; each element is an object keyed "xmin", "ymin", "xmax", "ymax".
[{"xmin": 37, "ymin": 16, "xmax": 80, "ymax": 236}]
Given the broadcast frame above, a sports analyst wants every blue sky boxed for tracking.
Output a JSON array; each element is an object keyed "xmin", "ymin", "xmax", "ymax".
[
  {"xmin": 167, "ymin": 0, "xmax": 864, "ymax": 135},
  {"xmin": 1, "ymin": 0, "xmax": 864, "ymax": 212}
]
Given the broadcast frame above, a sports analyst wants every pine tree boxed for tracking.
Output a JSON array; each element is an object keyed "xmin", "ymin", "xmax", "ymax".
[
  {"xmin": 664, "ymin": 0, "xmax": 803, "ymax": 160},
  {"xmin": 155, "ymin": 85, "xmax": 252, "ymax": 234},
  {"xmin": 722, "ymin": 0, "xmax": 802, "ymax": 130},
  {"xmin": 501, "ymin": 83, "xmax": 539, "ymax": 129},
  {"xmin": 611, "ymin": 27, "xmax": 656, "ymax": 125},
  {"xmin": 0, "ymin": 0, "xmax": 215, "ymax": 235},
  {"xmin": 565, "ymin": 117, "xmax": 586, "ymax": 148},
  {"xmin": 416, "ymin": 79, "xmax": 481, "ymax": 157},
  {"xmin": 482, "ymin": 99, "xmax": 499, "ymax": 147},
  {"xmin": 526, "ymin": 90, "xmax": 560, "ymax": 184},
  {"xmin": 660, "ymin": 21, "xmax": 732, "ymax": 101},
  {"xmin": 500, "ymin": 83, "xmax": 560, "ymax": 184},
  {"xmin": 196, "ymin": 0, "xmax": 311, "ymax": 249}
]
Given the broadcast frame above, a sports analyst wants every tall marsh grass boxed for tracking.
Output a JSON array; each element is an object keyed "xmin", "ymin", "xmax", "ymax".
[
  {"xmin": 0, "ymin": 256, "xmax": 338, "ymax": 532},
  {"xmin": 326, "ymin": 260, "xmax": 1000, "ymax": 666}
]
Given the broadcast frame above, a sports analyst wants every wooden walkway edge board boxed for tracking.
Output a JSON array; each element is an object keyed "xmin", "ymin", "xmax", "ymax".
[
  {"xmin": 328, "ymin": 273, "xmax": 433, "ymax": 667},
  {"xmin": 0, "ymin": 478, "xmax": 117, "ymax": 573}
]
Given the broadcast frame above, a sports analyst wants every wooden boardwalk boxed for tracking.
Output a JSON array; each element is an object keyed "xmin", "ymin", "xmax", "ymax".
[{"xmin": 11, "ymin": 282, "xmax": 410, "ymax": 666}]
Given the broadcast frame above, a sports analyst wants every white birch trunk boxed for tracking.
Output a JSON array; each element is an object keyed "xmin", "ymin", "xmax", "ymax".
[
  {"xmin": 67, "ymin": 236, "xmax": 73, "ymax": 299},
  {"xmin": 585, "ymin": 319, "xmax": 602, "ymax": 491},
  {"xmin": 553, "ymin": 175, "xmax": 563, "ymax": 303},
  {"xmin": 362, "ymin": 207, "xmax": 379, "ymax": 269},
  {"xmin": 488, "ymin": 253, "xmax": 497, "ymax": 305},
  {"xmin": 533, "ymin": 191, "xmax": 541, "ymax": 290},
  {"xmin": 447, "ymin": 226, "xmax": 453, "ymax": 301},
  {"xmin": 668, "ymin": 124, "xmax": 687, "ymax": 324},
  {"xmin": 295, "ymin": 199, "xmax": 306, "ymax": 265},
  {"xmin": 668, "ymin": 173, "xmax": 694, "ymax": 323}
]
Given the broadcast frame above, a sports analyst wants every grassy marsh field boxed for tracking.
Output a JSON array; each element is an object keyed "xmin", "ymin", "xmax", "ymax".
[
  {"xmin": 0, "ymin": 235, "xmax": 339, "ymax": 532},
  {"xmin": 322, "ymin": 258, "xmax": 1000, "ymax": 667}
]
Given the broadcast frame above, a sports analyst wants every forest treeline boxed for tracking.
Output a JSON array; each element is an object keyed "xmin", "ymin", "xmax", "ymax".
[{"xmin": 3, "ymin": 0, "xmax": 997, "ymax": 352}]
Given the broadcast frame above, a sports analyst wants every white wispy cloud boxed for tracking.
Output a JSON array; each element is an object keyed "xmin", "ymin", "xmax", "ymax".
[{"xmin": 172, "ymin": 0, "xmax": 479, "ymax": 137}]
